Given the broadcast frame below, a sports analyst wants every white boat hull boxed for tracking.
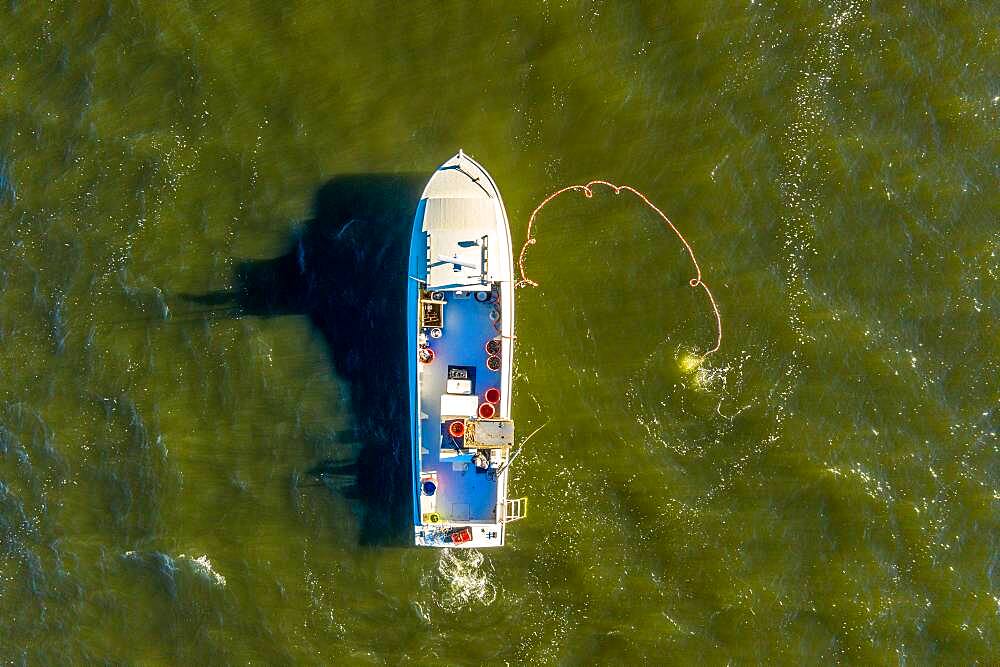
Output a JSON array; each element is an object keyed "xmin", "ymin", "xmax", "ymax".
[{"xmin": 408, "ymin": 151, "xmax": 516, "ymax": 548}]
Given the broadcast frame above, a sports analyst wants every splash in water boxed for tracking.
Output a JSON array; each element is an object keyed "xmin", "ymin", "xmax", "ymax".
[
  {"xmin": 421, "ymin": 548, "xmax": 497, "ymax": 611},
  {"xmin": 678, "ymin": 351, "xmax": 705, "ymax": 373},
  {"xmin": 178, "ymin": 553, "xmax": 227, "ymax": 588}
]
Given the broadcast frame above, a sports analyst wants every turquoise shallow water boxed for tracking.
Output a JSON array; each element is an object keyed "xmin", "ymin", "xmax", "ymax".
[{"xmin": 1, "ymin": 1, "xmax": 997, "ymax": 663}]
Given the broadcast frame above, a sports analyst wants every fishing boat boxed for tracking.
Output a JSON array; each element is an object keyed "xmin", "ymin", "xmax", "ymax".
[{"xmin": 408, "ymin": 151, "xmax": 526, "ymax": 548}]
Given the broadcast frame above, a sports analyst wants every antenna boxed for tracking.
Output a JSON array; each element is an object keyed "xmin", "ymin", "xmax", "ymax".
[{"xmin": 436, "ymin": 254, "xmax": 479, "ymax": 271}]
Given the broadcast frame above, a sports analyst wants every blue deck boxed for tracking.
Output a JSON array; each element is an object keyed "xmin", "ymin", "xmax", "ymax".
[{"xmin": 417, "ymin": 292, "xmax": 502, "ymax": 522}]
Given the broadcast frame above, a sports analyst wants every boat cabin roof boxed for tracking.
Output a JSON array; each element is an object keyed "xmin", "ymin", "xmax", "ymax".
[
  {"xmin": 422, "ymin": 198, "xmax": 512, "ymax": 289},
  {"xmin": 420, "ymin": 155, "xmax": 512, "ymax": 291}
]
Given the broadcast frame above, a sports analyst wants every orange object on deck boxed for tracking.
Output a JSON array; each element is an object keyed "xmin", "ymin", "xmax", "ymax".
[{"xmin": 448, "ymin": 420, "xmax": 466, "ymax": 438}]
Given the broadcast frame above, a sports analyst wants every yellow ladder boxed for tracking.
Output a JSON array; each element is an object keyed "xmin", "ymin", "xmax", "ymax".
[{"xmin": 504, "ymin": 497, "xmax": 528, "ymax": 523}]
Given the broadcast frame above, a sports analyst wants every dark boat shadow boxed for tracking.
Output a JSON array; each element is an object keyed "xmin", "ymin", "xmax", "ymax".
[{"xmin": 185, "ymin": 174, "xmax": 423, "ymax": 547}]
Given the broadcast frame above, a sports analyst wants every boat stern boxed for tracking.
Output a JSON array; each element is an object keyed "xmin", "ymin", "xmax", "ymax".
[{"xmin": 414, "ymin": 522, "xmax": 504, "ymax": 548}]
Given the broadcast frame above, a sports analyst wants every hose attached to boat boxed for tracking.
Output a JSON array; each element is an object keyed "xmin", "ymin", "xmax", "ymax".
[
  {"xmin": 516, "ymin": 181, "xmax": 722, "ymax": 358},
  {"xmin": 493, "ymin": 420, "xmax": 549, "ymax": 479}
]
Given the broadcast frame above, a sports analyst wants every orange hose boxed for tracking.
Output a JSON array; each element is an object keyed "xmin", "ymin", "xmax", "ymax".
[{"xmin": 516, "ymin": 181, "xmax": 722, "ymax": 357}]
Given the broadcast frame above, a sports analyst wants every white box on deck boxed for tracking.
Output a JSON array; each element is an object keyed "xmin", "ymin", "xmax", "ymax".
[
  {"xmin": 446, "ymin": 379, "xmax": 473, "ymax": 395},
  {"xmin": 440, "ymin": 394, "xmax": 479, "ymax": 418}
]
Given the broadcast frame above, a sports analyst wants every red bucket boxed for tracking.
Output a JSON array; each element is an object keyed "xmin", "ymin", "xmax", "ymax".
[
  {"xmin": 478, "ymin": 403, "xmax": 496, "ymax": 419},
  {"xmin": 484, "ymin": 387, "xmax": 501, "ymax": 405},
  {"xmin": 448, "ymin": 420, "xmax": 465, "ymax": 438}
]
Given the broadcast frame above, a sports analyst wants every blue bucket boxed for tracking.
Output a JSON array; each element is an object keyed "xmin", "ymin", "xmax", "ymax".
[{"xmin": 422, "ymin": 480, "xmax": 437, "ymax": 496}]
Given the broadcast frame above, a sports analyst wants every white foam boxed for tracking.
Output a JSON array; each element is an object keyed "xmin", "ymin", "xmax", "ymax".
[
  {"xmin": 421, "ymin": 548, "xmax": 497, "ymax": 611},
  {"xmin": 178, "ymin": 553, "xmax": 227, "ymax": 588}
]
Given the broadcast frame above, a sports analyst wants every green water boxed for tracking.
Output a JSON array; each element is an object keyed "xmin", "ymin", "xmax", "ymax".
[{"xmin": 1, "ymin": 1, "xmax": 997, "ymax": 663}]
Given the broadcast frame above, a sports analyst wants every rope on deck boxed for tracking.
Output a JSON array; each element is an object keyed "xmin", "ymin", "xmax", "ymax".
[{"xmin": 516, "ymin": 180, "xmax": 722, "ymax": 358}]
